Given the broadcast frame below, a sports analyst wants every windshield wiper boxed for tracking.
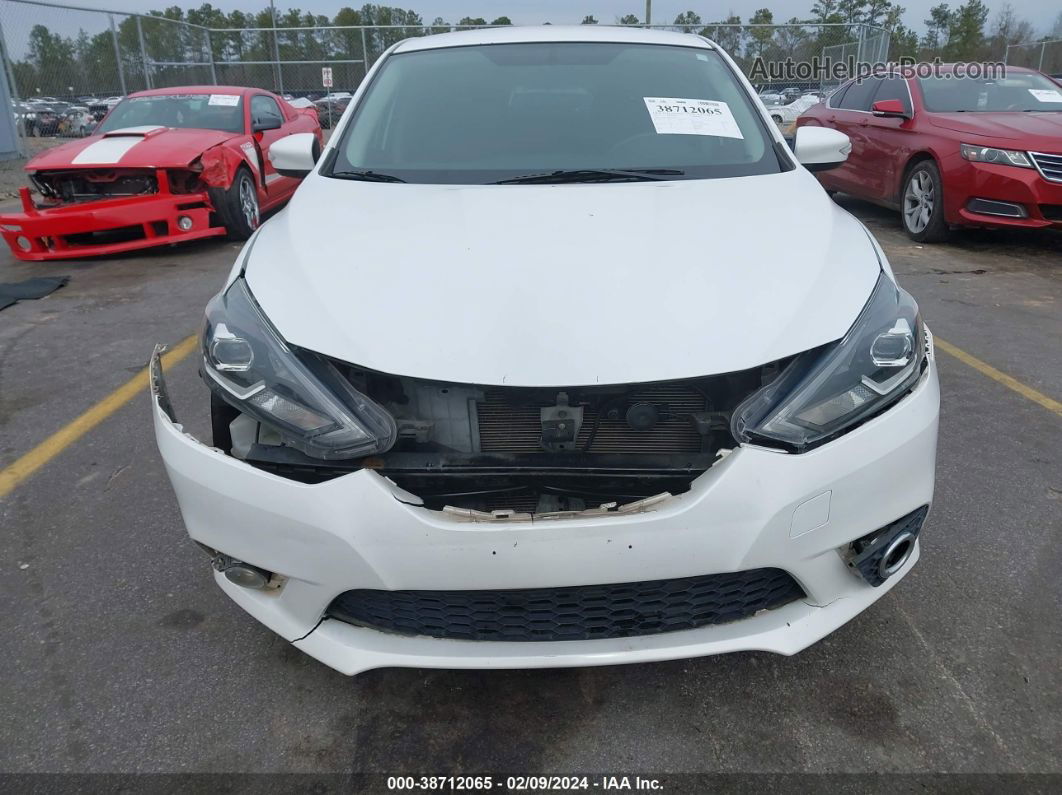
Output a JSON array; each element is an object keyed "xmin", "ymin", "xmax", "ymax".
[
  {"xmin": 329, "ymin": 169, "xmax": 406, "ymax": 183},
  {"xmin": 494, "ymin": 168, "xmax": 684, "ymax": 185}
]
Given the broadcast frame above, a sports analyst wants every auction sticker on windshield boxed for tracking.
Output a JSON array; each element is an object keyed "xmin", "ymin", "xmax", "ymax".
[
  {"xmin": 643, "ymin": 97, "xmax": 743, "ymax": 139},
  {"xmin": 1028, "ymin": 88, "xmax": 1062, "ymax": 102},
  {"xmin": 208, "ymin": 94, "xmax": 241, "ymax": 106}
]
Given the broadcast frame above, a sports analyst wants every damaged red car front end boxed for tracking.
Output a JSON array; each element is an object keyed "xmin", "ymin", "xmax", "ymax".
[
  {"xmin": 1, "ymin": 87, "xmax": 320, "ymax": 261},
  {"xmin": 2, "ymin": 166, "xmax": 224, "ymax": 260}
]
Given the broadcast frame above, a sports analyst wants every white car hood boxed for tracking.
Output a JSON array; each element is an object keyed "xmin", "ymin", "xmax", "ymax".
[{"xmin": 246, "ymin": 167, "xmax": 880, "ymax": 386}]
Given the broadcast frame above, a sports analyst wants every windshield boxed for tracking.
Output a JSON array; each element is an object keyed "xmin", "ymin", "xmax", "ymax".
[
  {"xmin": 918, "ymin": 72, "xmax": 1062, "ymax": 112},
  {"xmin": 97, "ymin": 93, "xmax": 245, "ymax": 134},
  {"xmin": 330, "ymin": 42, "xmax": 782, "ymax": 184}
]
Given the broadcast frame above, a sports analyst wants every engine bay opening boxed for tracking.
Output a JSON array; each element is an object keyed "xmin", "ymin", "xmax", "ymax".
[
  {"xmin": 29, "ymin": 168, "xmax": 205, "ymax": 206},
  {"xmin": 216, "ymin": 356, "xmax": 793, "ymax": 516}
]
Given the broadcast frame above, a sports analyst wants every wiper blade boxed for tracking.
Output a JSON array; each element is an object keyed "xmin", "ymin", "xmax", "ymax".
[
  {"xmin": 494, "ymin": 168, "xmax": 684, "ymax": 184},
  {"xmin": 329, "ymin": 169, "xmax": 406, "ymax": 183}
]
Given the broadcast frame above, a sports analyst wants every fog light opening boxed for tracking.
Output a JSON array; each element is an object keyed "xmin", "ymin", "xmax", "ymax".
[
  {"xmin": 16, "ymin": 235, "xmax": 31, "ymax": 251},
  {"xmin": 177, "ymin": 215, "xmax": 194, "ymax": 231},
  {"xmin": 878, "ymin": 531, "xmax": 915, "ymax": 580},
  {"xmin": 212, "ymin": 553, "xmax": 271, "ymax": 590}
]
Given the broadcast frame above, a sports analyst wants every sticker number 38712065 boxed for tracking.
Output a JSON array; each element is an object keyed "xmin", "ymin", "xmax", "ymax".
[{"xmin": 643, "ymin": 97, "xmax": 744, "ymax": 139}]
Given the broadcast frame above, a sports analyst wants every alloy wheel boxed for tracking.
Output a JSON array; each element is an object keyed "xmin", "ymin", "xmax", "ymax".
[
  {"xmin": 239, "ymin": 176, "xmax": 260, "ymax": 230},
  {"xmin": 903, "ymin": 170, "xmax": 934, "ymax": 234}
]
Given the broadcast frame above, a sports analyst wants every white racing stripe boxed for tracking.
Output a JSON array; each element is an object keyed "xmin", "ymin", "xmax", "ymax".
[{"xmin": 71, "ymin": 126, "xmax": 164, "ymax": 165}]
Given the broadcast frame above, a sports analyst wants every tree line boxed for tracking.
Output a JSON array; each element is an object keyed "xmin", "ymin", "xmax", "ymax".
[{"xmin": 10, "ymin": 1, "xmax": 1062, "ymax": 99}]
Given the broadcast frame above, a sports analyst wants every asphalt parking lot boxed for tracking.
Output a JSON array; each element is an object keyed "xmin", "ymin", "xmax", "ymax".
[{"xmin": 0, "ymin": 195, "xmax": 1059, "ymax": 782}]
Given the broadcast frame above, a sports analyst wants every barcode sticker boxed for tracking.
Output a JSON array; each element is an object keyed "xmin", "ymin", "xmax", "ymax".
[{"xmin": 643, "ymin": 97, "xmax": 744, "ymax": 139}]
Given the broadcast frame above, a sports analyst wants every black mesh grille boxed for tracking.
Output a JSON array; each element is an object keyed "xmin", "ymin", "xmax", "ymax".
[{"xmin": 326, "ymin": 568, "xmax": 805, "ymax": 642}]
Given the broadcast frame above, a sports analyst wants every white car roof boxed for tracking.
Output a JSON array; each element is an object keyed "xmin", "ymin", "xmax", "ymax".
[{"xmin": 394, "ymin": 25, "xmax": 716, "ymax": 53}]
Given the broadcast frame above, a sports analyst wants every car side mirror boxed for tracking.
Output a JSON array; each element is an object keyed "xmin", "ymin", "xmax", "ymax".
[
  {"xmin": 871, "ymin": 99, "xmax": 910, "ymax": 119},
  {"xmin": 268, "ymin": 132, "xmax": 321, "ymax": 178},
  {"xmin": 794, "ymin": 126, "xmax": 851, "ymax": 172},
  {"xmin": 252, "ymin": 113, "xmax": 283, "ymax": 133}
]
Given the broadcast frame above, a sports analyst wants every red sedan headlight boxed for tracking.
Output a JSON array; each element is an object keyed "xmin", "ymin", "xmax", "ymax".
[{"xmin": 960, "ymin": 143, "xmax": 1033, "ymax": 168}]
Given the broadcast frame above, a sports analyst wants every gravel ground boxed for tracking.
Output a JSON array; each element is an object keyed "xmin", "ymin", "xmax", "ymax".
[{"xmin": 0, "ymin": 137, "xmax": 67, "ymax": 198}]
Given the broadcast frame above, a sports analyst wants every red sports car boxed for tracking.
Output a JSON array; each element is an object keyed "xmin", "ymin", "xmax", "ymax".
[
  {"xmin": 797, "ymin": 65, "xmax": 1062, "ymax": 242},
  {"xmin": 1, "ymin": 86, "xmax": 321, "ymax": 260}
]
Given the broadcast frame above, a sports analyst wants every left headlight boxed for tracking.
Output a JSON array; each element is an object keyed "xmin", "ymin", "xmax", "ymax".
[
  {"xmin": 732, "ymin": 274, "xmax": 925, "ymax": 451},
  {"xmin": 960, "ymin": 143, "xmax": 1032, "ymax": 168},
  {"xmin": 201, "ymin": 278, "xmax": 397, "ymax": 460}
]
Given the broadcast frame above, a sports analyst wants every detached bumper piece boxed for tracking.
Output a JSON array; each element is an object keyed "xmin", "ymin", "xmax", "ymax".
[
  {"xmin": 0, "ymin": 183, "xmax": 225, "ymax": 261},
  {"xmin": 847, "ymin": 505, "xmax": 929, "ymax": 587},
  {"xmin": 326, "ymin": 568, "xmax": 806, "ymax": 642}
]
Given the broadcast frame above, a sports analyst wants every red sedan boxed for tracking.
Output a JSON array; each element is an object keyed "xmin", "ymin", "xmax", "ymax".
[
  {"xmin": 798, "ymin": 66, "xmax": 1062, "ymax": 242},
  {"xmin": 1, "ymin": 86, "xmax": 321, "ymax": 260}
]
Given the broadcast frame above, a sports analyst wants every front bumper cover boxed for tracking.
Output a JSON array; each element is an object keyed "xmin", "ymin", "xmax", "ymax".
[
  {"xmin": 949, "ymin": 159, "xmax": 1062, "ymax": 229},
  {"xmin": 150, "ymin": 343, "xmax": 940, "ymax": 676},
  {"xmin": 0, "ymin": 186, "xmax": 225, "ymax": 261}
]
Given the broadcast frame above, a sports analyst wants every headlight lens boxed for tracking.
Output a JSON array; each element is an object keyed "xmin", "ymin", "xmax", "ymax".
[
  {"xmin": 960, "ymin": 143, "xmax": 1032, "ymax": 168},
  {"xmin": 201, "ymin": 278, "xmax": 397, "ymax": 459},
  {"xmin": 732, "ymin": 274, "xmax": 925, "ymax": 451}
]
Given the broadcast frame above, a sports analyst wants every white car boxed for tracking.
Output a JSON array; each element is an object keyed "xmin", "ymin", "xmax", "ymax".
[
  {"xmin": 762, "ymin": 93, "xmax": 822, "ymax": 125},
  {"xmin": 152, "ymin": 26, "xmax": 939, "ymax": 676}
]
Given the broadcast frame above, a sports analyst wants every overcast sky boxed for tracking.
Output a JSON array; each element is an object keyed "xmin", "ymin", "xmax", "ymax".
[{"xmin": 51, "ymin": 1, "xmax": 1062, "ymax": 37}]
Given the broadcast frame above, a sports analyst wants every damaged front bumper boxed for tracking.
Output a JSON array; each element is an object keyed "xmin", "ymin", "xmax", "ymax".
[
  {"xmin": 0, "ymin": 185, "xmax": 225, "ymax": 261},
  {"xmin": 150, "ymin": 346, "xmax": 940, "ymax": 676}
]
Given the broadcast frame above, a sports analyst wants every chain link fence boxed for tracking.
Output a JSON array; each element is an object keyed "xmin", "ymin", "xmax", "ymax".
[
  {"xmin": 0, "ymin": 0, "xmax": 891, "ymax": 153},
  {"xmin": 1005, "ymin": 39, "xmax": 1062, "ymax": 75}
]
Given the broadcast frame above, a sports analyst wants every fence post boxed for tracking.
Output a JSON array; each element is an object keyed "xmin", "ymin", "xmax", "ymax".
[
  {"xmin": 136, "ymin": 16, "xmax": 151, "ymax": 90},
  {"xmin": 270, "ymin": 1, "xmax": 284, "ymax": 94},
  {"xmin": 206, "ymin": 30, "xmax": 218, "ymax": 85},
  {"xmin": 0, "ymin": 13, "xmax": 25, "ymax": 156},
  {"xmin": 361, "ymin": 27, "xmax": 369, "ymax": 74},
  {"xmin": 1040, "ymin": 42, "xmax": 1046, "ymax": 72},
  {"xmin": 109, "ymin": 15, "xmax": 127, "ymax": 96}
]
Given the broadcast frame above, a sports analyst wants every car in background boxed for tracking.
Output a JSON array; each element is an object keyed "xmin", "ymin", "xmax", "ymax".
[
  {"xmin": 24, "ymin": 103, "xmax": 64, "ymax": 136},
  {"xmin": 798, "ymin": 64, "xmax": 1062, "ymax": 241},
  {"xmin": 760, "ymin": 93, "xmax": 823, "ymax": 125},
  {"xmin": 88, "ymin": 96, "xmax": 123, "ymax": 121},
  {"xmin": 58, "ymin": 106, "xmax": 95, "ymax": 137},
  {"xmin": 313, "ymin": 94, "xmax": 350, "ymax": 127},
  {"xmin": 12, "ymin": 101, "xmax": 42, "ymax": 135},
  {"xmin": 0, "ymin": 86, "xmax": 322, "ymax": 260},
  {"xmin": 152, "ymin": 26, "xmax": 939, "ymax": 677}
]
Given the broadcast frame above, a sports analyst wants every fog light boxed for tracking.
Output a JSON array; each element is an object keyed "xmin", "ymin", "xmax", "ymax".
[
  {"xmin": 212, "ymin": 553, "xmax": 271, "ymax": 589},
  {"xmin": 224, "ymin": 565, "xmax": 270, "ymax": 589},
  {"xmin": 16, "ymin": 235, "xmax": 31, "ymax": 251},
  {"xmin": 177, "ymin": 215, "xmax": 193, "ymax": 231}
]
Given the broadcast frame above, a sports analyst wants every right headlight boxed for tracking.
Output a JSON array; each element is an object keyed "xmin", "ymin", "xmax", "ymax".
[
  {"xmin": 732, "ymin": 274, "xmax": 925, "ymax": 451},
  {"xmin": 201, "ymin": 277, "xmax": 397, "ymax": 460}
]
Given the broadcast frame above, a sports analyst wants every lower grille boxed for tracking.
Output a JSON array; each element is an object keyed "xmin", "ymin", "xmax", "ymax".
[{"xmin": 326, "ymin": 568, "xmax": 805, "ymax": 642}]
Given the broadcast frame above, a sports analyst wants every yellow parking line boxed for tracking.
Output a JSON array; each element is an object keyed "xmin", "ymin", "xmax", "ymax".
[
  {"xmin": 935, "ymin": 336, "xmax": 1062, "ymax": 418},
  {"xmin": 0, "ymin": 334, "xmax": 199, "ymax": 500}
]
